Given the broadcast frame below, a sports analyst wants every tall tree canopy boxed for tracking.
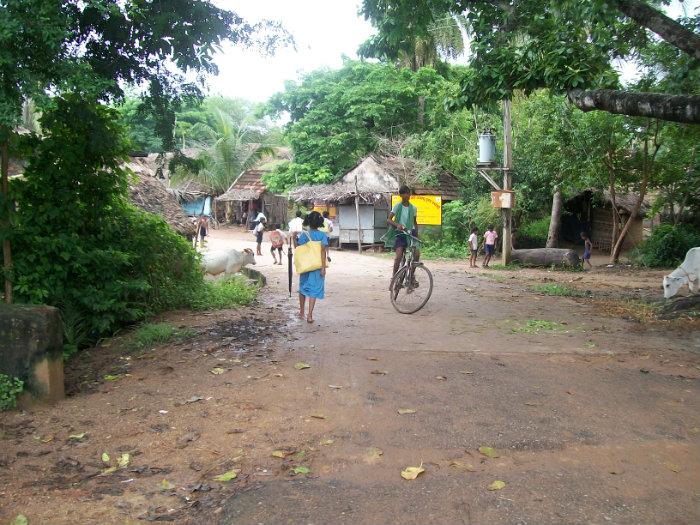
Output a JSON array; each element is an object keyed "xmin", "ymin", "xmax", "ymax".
[
  {"xmin": 360, "ymin": 0, "xmax": 700, "ymax": 123},
  {"xmin": 262, "ymin": 61, "xmax": 448, "ymax": 192}
]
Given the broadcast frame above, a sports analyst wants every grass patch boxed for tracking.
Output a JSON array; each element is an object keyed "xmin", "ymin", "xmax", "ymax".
[
  {"xmin": 190, "ymin": 276, "xmax": 259, "ymax": 310},
  {"xmin": 488, "ymin": 274, "xmax": 507, "ymax": 283},
  {"xmin": 594, "ymin": 299, "xmax": 658, "ymax": 323},
  {"xmin": 131, "ymin": 322, "xmax": 195, "ymax": 349},
  {"xmin": 532, "ymin": 283, "xmax": 583, "ymax": 297},
  {"xmin": 511, "ymin": 319, "xmax": 561, "ymax": 334},
  {"xmin": 488, "ymin": 263, "xmax": 521, "ymax": 271}
]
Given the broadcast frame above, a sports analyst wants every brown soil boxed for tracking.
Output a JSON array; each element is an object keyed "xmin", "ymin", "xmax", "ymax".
[{"xmin": 1, "ymin": 227, "xmax": 698, "ymax": 525}]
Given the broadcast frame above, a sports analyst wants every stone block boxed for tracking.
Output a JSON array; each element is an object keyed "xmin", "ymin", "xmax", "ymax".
[{"xmin": 0, "ymin": 304, "xmax": 64, "ymax": 403}]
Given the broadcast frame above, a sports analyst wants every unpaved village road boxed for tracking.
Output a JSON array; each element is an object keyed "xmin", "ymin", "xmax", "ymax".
[
  {"xmin": 213, "ymin": 230, "xmax": 700, "ymax": 525},
  {"xmin": 0, "ymin": 226, "xmax": 698, "ymax": 525}
]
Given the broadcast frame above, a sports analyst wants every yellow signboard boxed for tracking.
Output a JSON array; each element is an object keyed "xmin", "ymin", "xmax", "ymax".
[{"xmin": 391, "ymin": 194, "xmax": 442, "ymax": 226}]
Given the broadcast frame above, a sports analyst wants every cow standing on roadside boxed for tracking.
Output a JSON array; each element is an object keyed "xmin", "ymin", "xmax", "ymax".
[{"xmin": 663, "ymin": 247, "xmax": 700, "ymax": 298}]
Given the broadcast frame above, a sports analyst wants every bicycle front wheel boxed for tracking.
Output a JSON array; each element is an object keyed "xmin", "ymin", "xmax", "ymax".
[{"xmin": 390, "ymin": 264, "xmax": 434, "ymax": 314}]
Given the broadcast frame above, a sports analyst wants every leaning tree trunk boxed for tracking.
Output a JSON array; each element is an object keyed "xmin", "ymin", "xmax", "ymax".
[
  {"xmin": 567, "ymin": 89, "xmax": 700, "ymax": 124},
  {"xmin": 1, "ymin": 135, "xmax": 12, "ymax": 303},
  {"xmin": 511, "ymin": 248, "xmax": 581, "ymax": 268},
  {"xmin": 546, "ymin": 186, "xmax": 563, "ymax": 248}
]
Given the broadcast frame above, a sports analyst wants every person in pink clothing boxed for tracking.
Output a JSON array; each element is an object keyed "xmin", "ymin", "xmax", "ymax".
[{"xmin": 482, "ymin": 224, "xmax": 498, "ymax": 268}]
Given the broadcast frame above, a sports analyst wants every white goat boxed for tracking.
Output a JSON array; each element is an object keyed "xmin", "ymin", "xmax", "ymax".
[
  {"xmin": 202, "ymin": 248, "xmax": 256, "ymax": 276},
  {"xmin": 663, "ymin": 247, "xmax": 700, "ymax": 299}
]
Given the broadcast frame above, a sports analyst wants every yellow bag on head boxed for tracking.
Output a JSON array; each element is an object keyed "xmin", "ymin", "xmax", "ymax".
[{"xmin": 294, "ymin": 231, "xmax": 323, "ymax": 274}]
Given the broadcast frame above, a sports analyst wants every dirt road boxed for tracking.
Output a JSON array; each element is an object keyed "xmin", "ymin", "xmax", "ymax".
[
  {"xmin": 1, "ymin": 227, "xmax": 698, "ymax": 524},
  {"xmin": 214, "ymin": 229, "xmax": 700, "ymax": 524}
]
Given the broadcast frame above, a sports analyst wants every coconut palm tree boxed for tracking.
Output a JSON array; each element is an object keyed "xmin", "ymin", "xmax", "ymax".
[{"xmin": 173, "ymin": 101, "xmax": 276, "ymax": 194}]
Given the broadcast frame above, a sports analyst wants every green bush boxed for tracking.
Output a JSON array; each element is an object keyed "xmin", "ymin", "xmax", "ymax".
[
  {"xmin": 7, "ymin": 96, "xmax": 239, "ymax": 354},
  {"xmin": 632, "ymin": 224, "xmax": 700, "ymax": 268},
  {"xmin": 519, "ymin": 217, "xmax": 550, "ymax": 247},
  {"xmin": 190, "ymin": 277, "xmax": 259, "ymax": 310},
  {"xmin": 0, "ymin": 374, "xmax": 24, "ymax": 411},
  {"xmin": 131, "ymin": 322, "xmax": 195, "ymax": 348}
]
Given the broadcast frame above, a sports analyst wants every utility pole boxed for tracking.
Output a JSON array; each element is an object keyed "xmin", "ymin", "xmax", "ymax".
[{"xmin": 501, "ymin": 99, "xmax": 513, "ymax": 265}]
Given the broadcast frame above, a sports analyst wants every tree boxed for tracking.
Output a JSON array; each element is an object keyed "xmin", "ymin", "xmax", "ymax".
[
  {"xmin": 0, "ymin": 0, "xmax": 288, "ymax": 302},
  {"xmin": 360, "ymin": 0, "xmax": 700, "ymax": 123},
  {"xmin": 263, "ymin": 61, "xmax": 448, "ymax": 192},
  {"xmin": 172, "ymin": 101, "xmax": 277, "ymax": 194}
]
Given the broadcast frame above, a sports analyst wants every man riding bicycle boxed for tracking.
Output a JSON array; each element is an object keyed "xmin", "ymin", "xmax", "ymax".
[{"xmin": 387, "ymin": 185, "xmax": 420, "ymax": 281}]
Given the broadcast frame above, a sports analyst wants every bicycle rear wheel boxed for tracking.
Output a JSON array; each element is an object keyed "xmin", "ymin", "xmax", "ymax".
[{"xmin": 390, "ymin": 264, "xmax": 434, "ymax": 314}]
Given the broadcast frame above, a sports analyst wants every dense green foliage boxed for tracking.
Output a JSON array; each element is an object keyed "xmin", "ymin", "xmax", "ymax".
[
  {"xmin": 632, "ymin": 224, "xmax": 700, "ymax": 268},
  {"xmin": 263, "ymin": 61, "xmax": 450, "ymax": 192},
  {"xmin": 190, "ymin": 277, "xmax": 260, "ymax": 310},
  {"xmin": 0, "ymin": 374, "xmax": 23, "ymax": 411},
  {"xmin": 10, "ymin": 99, "xmax": 204, "ymax": 350}
]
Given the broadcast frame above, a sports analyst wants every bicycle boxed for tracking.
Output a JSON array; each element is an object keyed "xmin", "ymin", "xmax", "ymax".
[{"xmin": 389, "ymin": 231, "xmax": 434, "ymax": 314}]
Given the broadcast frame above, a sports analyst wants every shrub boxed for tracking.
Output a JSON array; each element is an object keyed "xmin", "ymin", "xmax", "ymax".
[
  {"xmin": 0, "ymin": 374, "xmax": 24, "ymax": 411},
  {"xmin": 131, "ymin": 323, "xmax": 195, "ymax": 348},
  {"xmin": 189, "ymin": 277, "xmax": 259, "ymax": 310},
  {"xmin": 632, "ymin": 224, "xmax": 700, "ymax": 268},
  {"xmin": 518, "ymin": 217, "xmax": 550, "ymax": 247}
]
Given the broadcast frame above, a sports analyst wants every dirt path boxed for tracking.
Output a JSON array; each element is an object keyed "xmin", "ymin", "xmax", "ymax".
[{"xmin": 1, "ymin": 227, "xmax": 698, "ymax": 524}]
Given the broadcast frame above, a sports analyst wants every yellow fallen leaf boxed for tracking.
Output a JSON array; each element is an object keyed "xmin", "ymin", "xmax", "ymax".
[
  {"xmin": 310, "ymin": 414, "xmax": 327, "ymax": 419},
  {"xmin": 41, "ymin": 435, "xmax": 54, "ymax": 443},
  {"xmin": 320, "ymin": 439, "xmax": 335, "ymax": 446},
  {"xmin": 213, "ymin": 469, "xmax": 238, "ymax": 482},
  {"xmin": 271, "ymin": 450, "xmax": 286, "ymax": 458},
  {"xmin": 450, "ymin": 461, "xmax": 477, "ymax": 472},
  {"xmin": 117, "ymin": 453, "xmax": 130, "ymax": 468},
  {"xmin": 488, "ymin": 480, "xmax": 506, "ymax": 491},
  {"xmin": 161, "ymin": 479, "xmax": 176, "ymax": 490},
  {"xmin": 401, "ymin": 464, "xmax": 425, "ymax": 480},
  {"xmin": 101, "ymin": 452, "xmax": 110, "ymax": 464},
  {"xmin": 435, "ymin": 375, "xmax": 447, "ymax": 380},
  {"xmin": 397, "ymin": 408, "xmax": 417, "ymax": 415},
  {"xmin": 210, "ymin": 367, "xmax": 225, "ymax": 375},
  {"xmin": 101, "ymin": 466, "xmax": 117, "ymax": 475},
  {"xmin": 665, "ymin": 462, "xmax": 681, "ymax": 473},
  {"xmin": 294, "ymin": 362, "xmax": 311, "ymax": 370},
  {"xmin": 478, "ymin": 446, "xmax": 500, "ymax": 458},
  {"xmin": 68, "ymin": 432, "xmax": 87, "ymax": 440}
]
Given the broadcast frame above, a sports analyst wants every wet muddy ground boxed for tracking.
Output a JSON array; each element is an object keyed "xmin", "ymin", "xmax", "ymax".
[{"xmin": 1, "ymin": 228, "xmax": 698, "ymax": 524}]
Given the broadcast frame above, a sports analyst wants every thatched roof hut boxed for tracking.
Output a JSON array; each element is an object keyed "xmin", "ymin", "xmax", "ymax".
[
  {"xmin": 125, "ymin": 157, "xmax": 196, "ymax": 237},
  {"xmin": 289, "ymin": 155, "xmax": 460, "ymax": 203}
]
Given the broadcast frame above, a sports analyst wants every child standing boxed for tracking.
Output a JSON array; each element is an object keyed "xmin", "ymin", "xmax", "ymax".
[
  {"xmin": 254, "ymin": 217, "xmax": 266, "ymax": 256},
  {"xmin": 581, "ymin": 232, "xmax": 593, "ymax": 269},
  {"xmin": 482, "ymin": 224, "xmax": 498, "ymax": 268},
  {"xmin": 269, "ymin": 224, "xmax": 287, "ymax": 265},
  {"xmin": 468, "ymin": 227, "xmax": 479, "ymax": 268}
]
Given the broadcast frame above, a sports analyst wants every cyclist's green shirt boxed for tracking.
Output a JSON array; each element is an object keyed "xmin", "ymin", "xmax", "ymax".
[{"xmin": 383, "ymin": 201, "xmax": 417, "ymax": 247}]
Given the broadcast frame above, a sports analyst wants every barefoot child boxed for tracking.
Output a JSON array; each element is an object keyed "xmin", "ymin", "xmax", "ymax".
[
  {"xmin": 254, "ymin": 217, "xmax": 266, "ymax": 256},
  {"xmin": 581, "ymin": 232, "xmax": 593, "ymax": 269},
  {"xmin": 294, "ymin": 211, "xmax": 328, "ymax": 323},
  {"xmin": 269, "ymin": 224, "xmax": 287, "ymax": 265},
  {"xmin": 468, "ymin": 227, "xmax": 479, "ymax": 268},
  {"xmin": 482, "ymin": 225, "xmax": 498, "ymax": 268}
]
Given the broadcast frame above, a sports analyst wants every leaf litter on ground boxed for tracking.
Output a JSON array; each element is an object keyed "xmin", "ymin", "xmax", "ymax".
[
  {"xmin": 210, "ymin": 367, "xmax": 225, "ymax": 375},
  {"xmin": 401, "ymin": 464, "xmax": 425, "ymax": 480},
  {"xmin": 488, "ymin": 480, "xmax": 506, "ymax": 491},
  {"xmin": 292, "ymin": 466, "xmax": 310, "ymax": 475},
  {"xmin": 212, "ymin": 469, "xmax": 238, "ymax": 482},
  {"xmin": 294, "ymin": 362, "xmax": 311, "ymax": 370},
  {"xmin": 479, "ymin": 446, "xmax": 500, "ymax": 458},
  {"xmin": 397, "ymin": 408, "xmax": 417, "ymax": 415},
  {"xmin": 161, "ymin": 479, "xmax": 176, "ymax": 490}
]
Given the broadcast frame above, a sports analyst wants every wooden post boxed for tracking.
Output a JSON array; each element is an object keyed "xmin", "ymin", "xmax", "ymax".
[
  {"xmin": 501, "ymin": 99, "xmax": 513, "ymax": 265},
  {"xmin": 354, "ymin": 175, "xmax": 363, "ymax": 253},
  {"xmin": 1, "ymin": 136, "xmax": 12, "ymax": 303}
]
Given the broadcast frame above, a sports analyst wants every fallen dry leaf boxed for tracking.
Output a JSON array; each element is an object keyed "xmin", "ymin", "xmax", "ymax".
[
  {"xmin": 478, "ymin": 446, "xmax": 500, "ymax": 459},
  {"xmin": 117, "ymin": 453, "xmax": 130, "ymax": 468},
  {"xmin": 435, "ymin": 376, "xmax": 447, "ymax": 380},
  {"xmin": 310, "ymin": 413, "xmax": 327, "ymax": 420},
  {"xmin": 294, "ymin": 362, "xmax": 311, "ymax": 370},
  {"xmin": 68, "ymin": 432, "xmax": 87, "ymax": 441},
  {"xmin": 401, "ymin": 464, "xmax": 425, "ymax": 480},
  {"xmin": 397, "ymin": 408, "xmax": 417, "ymax": 415},
  {"xmin": 366, "ymin": 447, "xmax": 383, "ymax": 462},
  {"xmin": 320, "ymin": 439, "xmax": 335, "ymax": 446},
  {"xmin": 328, "ymin": 384, "xmax": 343, "ymax": 389},
  {"xmin": 450, "ymin": 461, "xmax": 478, "ymax": 472},
  {"xmin": 271, "ymin": 450, "xmax": 287, "ymax": 458},
  {"xmin": 487, "ymin": 480, "xmax": 506, "ymax": 491},
  {"xmin": 212, "ymin": 469, "xmax": 238, "ymax": 482},
  {"xmin": 367, "ymin": 357, "xmax": 379, "ymax": 361},
  {"xmin": 161, "ymin": 479, "xmax": 176, "ymax": 490},
  {"xmin": 459, "ymin": 370, "xmax": 474, "ymax": 375},
  {"xmin": 370, "ymin": 370, "xmax": 388, "ymax": 375},
  {"xmin": 665, "ymin": 462, "xmax": 681, "ymax": 473},
  {"xmin": 210, "ymin": 367, "xmax": 225, "ymax": 375}
]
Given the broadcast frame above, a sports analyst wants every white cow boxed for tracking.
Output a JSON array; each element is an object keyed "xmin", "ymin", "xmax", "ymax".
[
  {"xmin": 663, "ymin": 247, "xmax": 700, "ymax": 299},
  {"xmin": 202, "ymin": 248, "xmax": 256, "ymax": 276}
]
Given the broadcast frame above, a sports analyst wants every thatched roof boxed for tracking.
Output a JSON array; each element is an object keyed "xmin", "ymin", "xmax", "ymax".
[
  {"xmin": 570, "ymin": 189, "xmax": 653, "ymax": 215},
  {"xmin": 215, "ymin": 147, "xmax": 292, "ymax": 202},
  {"xmin": 128, "ymin": 174, "xmax": 196, "ymax": 237},
  {"xmin": 289, "ymin": 155, "xmax": 461, "ymax": 203}
]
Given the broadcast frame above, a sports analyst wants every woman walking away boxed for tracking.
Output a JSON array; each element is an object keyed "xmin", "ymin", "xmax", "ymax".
[
  {"xmin": 468, "ymin": 227, "xmax": 479, "ymax": 268},
  {"xmin": 269, "ymin": 224, "xmax": 287, "ymax": 265},
  {"xmin": 581, "ymin": 232, "xmax": 593, "ymax": 270},
  {"xmin": 294, "ymin": 211, "xmax": 328, "ymax": 323}
]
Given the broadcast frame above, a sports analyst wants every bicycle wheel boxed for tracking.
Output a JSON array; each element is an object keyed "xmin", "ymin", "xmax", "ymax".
[{"xmin": 390, "ymin": 263, "xmax": 434, "ymax": 314}]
